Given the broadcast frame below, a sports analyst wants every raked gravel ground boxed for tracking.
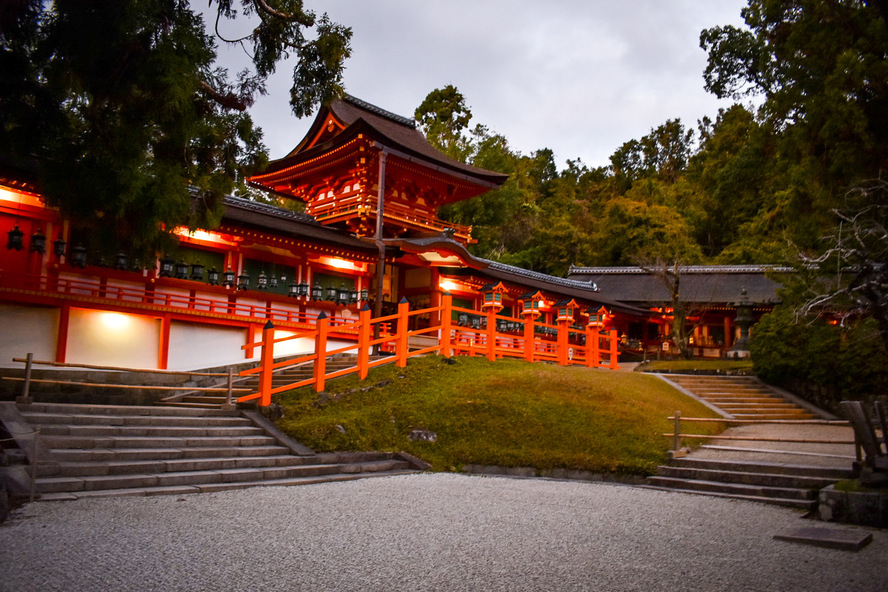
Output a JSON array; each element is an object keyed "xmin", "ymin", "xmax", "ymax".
[{"xmin": 1, "ymin": 473, "xmax": 885, "ymax": 592}]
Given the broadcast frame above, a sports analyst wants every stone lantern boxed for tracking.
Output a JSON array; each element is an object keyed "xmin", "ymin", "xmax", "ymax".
[{"xmin": 728, "ymin": 287, "xmax": 754, "ymax": 358}]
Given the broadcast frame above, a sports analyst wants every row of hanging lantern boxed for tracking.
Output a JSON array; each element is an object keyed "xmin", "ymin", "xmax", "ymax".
[{"xmin": 6, "ymin": 225, "xmax": 91, "ymax": 269}]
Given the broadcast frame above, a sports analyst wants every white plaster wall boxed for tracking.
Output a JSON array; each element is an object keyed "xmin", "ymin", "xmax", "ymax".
[
  {"xmin": 166, "ymin": 322, "xmax": 248, "ymax": 370},
  {"xmin": 0, "ymin": 305, "xmax": 59, "ymax": 368},
  {"xmin": 66, "ymin": 309, "xmax": 160, "ymax": 369}
]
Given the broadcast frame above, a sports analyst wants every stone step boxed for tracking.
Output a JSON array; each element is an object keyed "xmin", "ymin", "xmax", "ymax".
[
  {"xmin": 30, "ymin": 424, "xmax": 264, "ymax": 438},
  {"xmin": 38, "ymin": 453, "xmax": 329, "ymax": 477},
  {"xmin": 22, "ymin": 402, "xmax": 238, "ymax": 418},
  {"xmin": 670, "ymin": 458, "xmax": 856, "ymax": 480},
  {"xmin": 35, "ymin": 459, "xmax": 412, "ymax": 494},
  {"xmin": 36, "ymin": 470, "xmax": 419, "ymax": 501},
  {"xmin": 50, "ymin": 445, "xmax": 293, "ymax": 462},
  {"xmin": 645, "ymin": 476, "xmax": 818, "ymax": 504},
  {"xmin": 655, "ymin": 465, "xmax": 837, "ymax": 490},
  {"xmin": 730, "ymin": 412, "xmax": 816, "ymax": 420},
  {"xmin": 41, "ymin": 434, "xmax": 278, "ymax": 449},
  {"xmin": 19, "ymin": 412, "xmax": 251, "ymax": 428},
  {"xmin": 638, "ymin": 484, "xmax": 817, "ymax": 511}
]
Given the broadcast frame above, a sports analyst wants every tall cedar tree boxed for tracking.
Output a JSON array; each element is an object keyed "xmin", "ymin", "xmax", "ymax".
[{"xmin": 0, "ymin": 0, "xmax": 351, "ymax": 260}]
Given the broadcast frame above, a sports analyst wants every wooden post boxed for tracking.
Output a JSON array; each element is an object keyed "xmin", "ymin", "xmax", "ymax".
[
  {"xmin": 358, "ymin": 305, "xmax": 371, "ymax": 380},
  {"xmin": 440, "ymin": 293, "xmax": 452, "ymax": 358},
  {"xmin": 584, "ymin": 326, "xmax": 594, "ymax": 367},
  {"xmin": 609, "ymin": 329, "xmax": 619, "ymax": 370},
  {"xmin": 557, "ymin": 320, "xmax": 569, "ymax": 366},
  {"xmin": 314, "ymin": 313, "xmax": 329, "ymax": 392},
  {"xmin": 397, "ymin": 297, "xmax": 409, "ymax": 368},
  {"xmin": 17, "ymin": 352, "xmax": 33, "ymax": 404},
  {"xmin": 591, "ymin": 329, "xmax": 600, "ymax": 368},
  {"xmin": 523, "ymin": 312, "xmax": 535, "ymax": 363},
  {"xmin": 673, "ymin": 410, "xmax": 682, "ymax": 452},
  {"xmin": 258, "ymin": 321, "xmax": 275, "ymax": 407},
  {"xmin": 486, "ymin": 307, "xmax": 497, "ymax": 362}
]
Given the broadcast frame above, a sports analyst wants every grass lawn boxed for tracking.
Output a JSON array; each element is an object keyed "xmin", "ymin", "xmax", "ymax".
[
  {"xmin": 274, "ymin": 355, "xmax": 723, "ymax": 476},
  {"xmin": 638, "ymin": 359, "xmax": 754, "ymax": 373}
]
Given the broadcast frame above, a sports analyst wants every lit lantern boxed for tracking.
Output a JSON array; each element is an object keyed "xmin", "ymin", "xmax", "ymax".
[
  {"xmin": 556, "ymin": 299, "xmax": 579, "ymax": 322},
  {"xmin": 207, "ymin": 267, "xmax": 220, "ymax": 286},
  {"xmin": 175, "ymin": 260, "xmax": 189, "ymax": 279},
  {"xmin": 115, "ymin": 251, "xmax": 128, "ymax": 271},
  {"xmin": 237, "ymin": 272, "xmax": 250, "ymax": 290},
  {"xmin": 481, "ymin": 282, "xmax": 507, "ymax": 311},
  {"xmin": 6, "ymin": 224, "xmax": 24, "ymax": 251},
  {"xmin": 325, "ymin": 284, "xmax": 338, "ymax": 302},
  {"xmin": 30, "ymin": 229, "xmax": 46, "ymax": 254},
  {"xmin": 159, "ymin": 257, "xmax": 175, "ymax": 278},
  {"xmin": 298, "ymin": 281, "xmax": 309, "ymax": 298},
  {"xmin": 191, "ymin": 261, "xmax": 205, "ymax": 281},
  {"xmin": 222, "ymin": 267, "xmax": 235, "ymax": 287},
  {"xmin": 71, "ymin": 244, "xmax": 87, "ymax": 269},
  {"xmin": 257, "ymin": 271, "xmax": 268, "ymax": 290},
  {"xmin": 269, "ymin": 274, "xmax": 279, "ymax": 289},
  {"xmin": 337, "ymin": 283, "xmax": 349, "ymax": 305},
  {"xmin": 53, "ymin": 237, "xmax": 67, "ymax": 258},
  {"xmin": 288, "ymin": 281, "xmax": 300, "ymax": 297},
  {"xmin": 587, "ymin": 306, "xmax": 609, "ymax": 328},
  {"xmin": 311, "ymin": 283, "xmax": 323, "ymax": 301},
  {"xmin": 360, "ymin": 288, "xmax": 369, "ymax": 302},
  {"xmin": 349, "ymin": 288, "xmax": 358, "ymax": 304}
]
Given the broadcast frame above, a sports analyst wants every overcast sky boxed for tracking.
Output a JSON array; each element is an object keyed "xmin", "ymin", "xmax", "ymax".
[{"xmin": 216, "ymin": 1, "xmax": 752, "ymax": 170}]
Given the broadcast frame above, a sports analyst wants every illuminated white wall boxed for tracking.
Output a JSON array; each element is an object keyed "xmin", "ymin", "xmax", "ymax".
[
  {"xmin": 67, "ymin": 309, "xmax": 160, "ymax": 369},
  {"xmin": 167, "ymin": 322, "xmax": 249, "ymax": 370},
  {"xmin": 0, "ymin": 305, "xmax": 59, "ymax": 368}
]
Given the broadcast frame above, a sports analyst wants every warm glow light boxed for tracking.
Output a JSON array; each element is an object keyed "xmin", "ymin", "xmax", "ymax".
[
  {"xmin": 439, "ymin": 279, "xmax": 461, "ymax": 292},
  {"xmin": 98, "ymin": 312, "xmax": 131, "ymax": 331},
  {"xmin": 317, "ymin": 256, "xmax": 363, "ymax": 271},
  {"xmin": 0, "ymin": 186, "xmax": 44, "ymax": 207},
  {"xmin": 173, "ymin": 227, "xmax": 233, "ymax": 245}
]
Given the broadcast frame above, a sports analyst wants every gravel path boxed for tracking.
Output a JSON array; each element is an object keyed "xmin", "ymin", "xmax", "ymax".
[{"xmin": 1, "ymin": 473, "xmax": 885, "ymax": 592}]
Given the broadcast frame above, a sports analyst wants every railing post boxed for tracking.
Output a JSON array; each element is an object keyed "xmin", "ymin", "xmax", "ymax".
[
  {"xmin": 221, "ymin": 366, "xmax": 236, "ymax": 411},
  {"xmin": 557, "ymin": 320, "xmax": 569, "ymax": 366},
  {"xmin": 485, "ymin": 308, "xmax": 497, "ymax": 362},
  {"xmin": 258, "ymin": 321, "xmax": 275, "ymax": 407},
  {"xmin": 609, "ymin": 329, "xmax": 619, "ymax": 370},
  {"xmin": 314, "ymin": 312, "xmax": 329, "ymax": 392},
  {"xmin": 17, "ymin": 352, "xmax": 34, "ymax": 404},
  {"xmin": 591, "ymin": 330, "xmax": 600, "ymax": 368},
  {"xmin": 673, "ymin": 410, "xmax": 681, "ymax": 453},
  {"xmin": 440, "ymin": 292, "xmax": 452, "ymax": 358},
  {"xmin": 358, "ymin": 305, "xmax": 371, "ymax": 380},
  {"xmin": 397, "ymin": 297, "xmax": 410, "ymax": 368},
  {"xmin": 584, "ymin": 326, "xmax": 594, "ymax": 367},
  {"xmin": 523, "ymin": 313, "xmax": 535, "ymax": 363}
]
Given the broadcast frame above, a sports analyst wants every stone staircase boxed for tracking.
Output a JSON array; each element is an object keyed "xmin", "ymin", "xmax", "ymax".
[
  {"xmin": 645, "ymin": 374, "xmax": 854, "ymax": 510},
  {"xmin": 662, "ymin": 374, "xmax": 816, "ymax": 420},
  {"xmin": 161, "ymin": 354, "xmax": 379, "ymax": 409},
  {"xmin": 10, "ymin": 402, "xmax": 420, "ymax": 501},
  {"xmin": 646, "ymin": 457, "xmax": 855, "ymax": 511}
]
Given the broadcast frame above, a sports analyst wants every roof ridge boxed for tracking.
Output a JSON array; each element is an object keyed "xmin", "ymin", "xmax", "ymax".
[
  {"xmin": 568, "ymin": 264, "xmax": 793, "ymax": 274},
  {"xmin": 223, "ymin": 195, "xmax": 319, "ymax": 225},
  {"xmin": 343, "ymin": 94, "xmax": 416, "ymax": 129}
]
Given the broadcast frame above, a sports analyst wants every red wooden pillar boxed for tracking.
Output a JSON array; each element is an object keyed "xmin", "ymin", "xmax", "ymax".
[
  {"xmin": 358, "ymin": 305, "xmax": 371, "ymax": 380},
  {"xmin": 724, "ymin": 315, "xmax": 732, "ymax": 349},
  {"xmin": 259, "ymin": 321, "xmax": 275, "ymax": 406},
  {"xmin": 609, "ymin": 329, "xmax": 620, "ymax": 370},
  {"xmin": 591, "ymin": 328, "xmax": 600, "ymax": 368},
  {"xmin": 313, "ymin": 313, "xmax": 329, "ymax": 392},
  {"xmin": 396, "ymin": 298, "xmax": 410, "ymax": 368},
  {"xmin": 55, "ymin": 304, "xmax": 70, "ymax": 363},
  {"xmin": 557, "ymin": 319, "xmax": 569, "ymax": 366},
  {"xmin": 522, "ymin": 312, "xmax": 536, "ymax": 363},
  {"xmin": 486, "ymin": 307, "xmax": 497, "ymax": 362},
  {"xmin": 440, "ymin": 292, "xmax": 452, "ymax": 358},
  {"xmin": 246, "ymin": 324, "xmax": 260, "ymax": 359},
  {"xmin": 584, "ymin": 326, "xmax": 595, "ymax": 367},
  {"xmin": 158, "ymin": 315, "xmax": 171, "ymax": 370}
]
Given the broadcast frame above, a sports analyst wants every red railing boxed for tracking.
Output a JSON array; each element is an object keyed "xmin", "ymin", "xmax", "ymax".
[
  {"xmin": 0, "ymin": 269, "xmax": 360, "ymax": 330},
  {"xmin": 239, "ymin": 294, "xmax": 620, "ymax": 406}
]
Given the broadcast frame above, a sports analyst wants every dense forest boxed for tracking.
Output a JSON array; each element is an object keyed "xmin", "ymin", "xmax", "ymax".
[{"xmin": 416, "ymin": 1, "xmax": 888, "ymax": 280}]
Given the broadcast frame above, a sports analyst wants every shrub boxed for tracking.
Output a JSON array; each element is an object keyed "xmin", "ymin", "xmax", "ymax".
[{"xmin": 750, "ymin": 307, "xmax": 888, "ymax": 413}]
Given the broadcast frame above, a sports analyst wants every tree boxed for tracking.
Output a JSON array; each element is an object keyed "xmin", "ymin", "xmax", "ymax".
[
  {"xmin": 414, "ymin": 85, "xmax": 474, "ymax": 162},
  {"xmin": 794, "ymin": 179, "xmax": 888, "ymax": 352},
  {"xmin": 700, "ymin": 0, "xmax": 888, "ymax": 248},
  {"xmin": 0, "ymin": 0, "xmax": 351, "ymax": 259}
]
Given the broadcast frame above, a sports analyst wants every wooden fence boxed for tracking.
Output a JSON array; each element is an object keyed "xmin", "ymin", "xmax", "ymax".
[{"xmin": 238, "ymin": 293, "xmax": 620, "ymax": 406}]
